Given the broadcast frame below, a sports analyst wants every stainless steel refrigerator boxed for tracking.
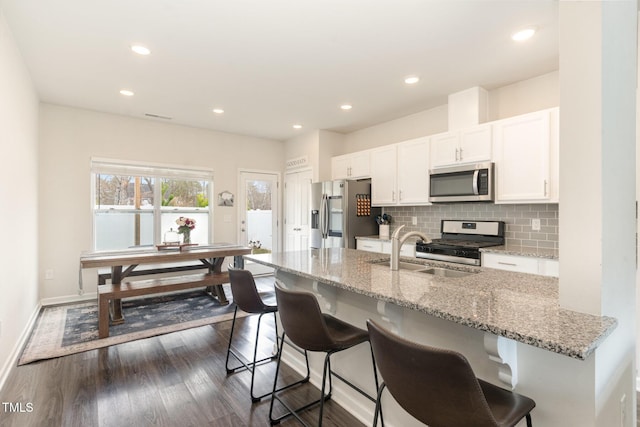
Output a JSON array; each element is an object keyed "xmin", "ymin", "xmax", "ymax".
[{"xmin": 310, "ymin": 180, "xmax": 381, "ymax": 249}]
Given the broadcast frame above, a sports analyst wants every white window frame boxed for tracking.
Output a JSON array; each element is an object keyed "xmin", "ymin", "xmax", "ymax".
[{"xmin": 91, "ymin": 157, "xmax": 214, "ymax": 251}]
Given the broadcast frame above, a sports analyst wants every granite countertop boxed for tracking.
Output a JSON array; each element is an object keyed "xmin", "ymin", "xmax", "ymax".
[
  {"xmin": 245, "ymin": 248, "xmax": 615, "ymax": 360},
  {"xmin": 480, "ymin": 245, "xmax": 559, "ymax": 260}
]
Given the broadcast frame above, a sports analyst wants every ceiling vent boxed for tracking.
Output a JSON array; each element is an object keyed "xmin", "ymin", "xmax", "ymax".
[
  {"xmin": 448, "ymin": 87, "xmax": 488, "ymax": 130},
  {"xmin": 144, "ymin": 113, "xmax": 172, "ymax": 120}
]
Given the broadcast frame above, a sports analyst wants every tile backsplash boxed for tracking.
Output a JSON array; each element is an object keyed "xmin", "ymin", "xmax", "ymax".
[{"xmin": 382, "ymin": 203, "xmax": 558, "ymax": 249}]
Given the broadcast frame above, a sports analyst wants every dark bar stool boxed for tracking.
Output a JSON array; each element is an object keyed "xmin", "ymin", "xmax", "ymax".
[
  {"xmin": 367, "ymin": 319, "xmax": 536, "ymax": 427},
  {"xmin": 225, "ymin": 269, "xmax": 310, "ymax": 402},
  {"xmin": 269, "ymin": 284, "xmax": 383, "ymax": 426}
]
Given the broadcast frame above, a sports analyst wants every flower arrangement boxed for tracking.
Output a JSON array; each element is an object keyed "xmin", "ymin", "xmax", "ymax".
[{"xmin": 176, "ymin": 216, "xmax": 196, "ymax": 243}]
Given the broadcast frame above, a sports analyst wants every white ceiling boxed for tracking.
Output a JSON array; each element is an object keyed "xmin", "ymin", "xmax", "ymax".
[{"xmin": 1, "ymin": 0, "xmax": 558, "ymax": 141}]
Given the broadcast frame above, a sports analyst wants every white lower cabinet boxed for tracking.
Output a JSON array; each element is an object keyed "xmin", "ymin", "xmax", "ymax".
[
  {"xmin": 356, "ymin": 238, "xmax": 416, "ymax": 257},
  {"xmin": 356, "ymin": 239, "xmax": 383, "ymax": 253},
  {"xmin": 482, "ymin": 253, "xmax": 559, "ymax": 277}
]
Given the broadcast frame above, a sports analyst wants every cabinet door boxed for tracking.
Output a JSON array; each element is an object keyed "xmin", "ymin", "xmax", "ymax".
[
  {"xmin": 430, "ymin": 132, "xmax": 459, "ymax": 168},
  {"xmin": 371, "ymin": 145, "xmax": 398, "ymax": 205},
  {"xmin": 458, "ymin": 124, "xmax": 492, "ymax": 164},
  {"xmin": 331, "ymin": 155, "xmax": 351, "ymax": 180},
  {"xmin": 349, "ymin": 150, "xmax": 371, "ymax": 179},
  {"xmin": 494, "ymin": 110, "xmax": 551, "ymax": 203},
  {"xmin": 397, "ymin": 137, "xmax": 430, "ymax": 205}
]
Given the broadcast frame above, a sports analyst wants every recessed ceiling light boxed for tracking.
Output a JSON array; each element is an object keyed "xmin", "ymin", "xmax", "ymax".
[
  {"xmin": 119, "ymin": 89, "xmax": 134, "ymax": 96},
  {"xmin": 404, "ymin": 76, "xmax": 420, "ymax": 85},
  {"xmin": 340, "ymin": 104, "xmax": 353, "ymax": 110},
  {"xmin": 293, "ymin": 124, "xmax": 302, "ymax": 129},
  {"xmin": 511, "ymin": 27, "xmax": 536, "ymax": 42},
  {"xmin": 131, "ymin": 45, "xmax": 151, "ymax": 55},
  {"xmin": 212, "ymin": 108, "xmax": 224, "ymax": 114}
]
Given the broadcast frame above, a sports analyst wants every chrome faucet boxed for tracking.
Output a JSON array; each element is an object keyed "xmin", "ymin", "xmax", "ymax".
[{"xmin": 390, "ymin": 225, "xmax": 431, "ymax": 271}]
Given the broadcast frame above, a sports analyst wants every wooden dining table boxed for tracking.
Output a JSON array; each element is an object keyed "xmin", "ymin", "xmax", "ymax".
[{"xmin": 79, "ymin": 244, "xmax": 252, "ymax": 328}]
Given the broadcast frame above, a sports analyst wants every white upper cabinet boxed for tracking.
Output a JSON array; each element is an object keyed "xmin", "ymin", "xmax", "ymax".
[
  {"xmin": 430, "ymin": 124, "xmax": 492, "ymax": 169},
  {"xmin": 397, "ymin": 137, "xmax": 430, "ymax": 205},
  {"xmin": 371, "ymin": 137, "xmax": 430, "ymax": 206},
  {"xmin": 370, "ymin": 145, "xmax": 398, "ymax": 205},
  {"xmin": 331, "ymin": 150, "xmax": 371, "ymax": 180},
  {"xmin": 493, "ymin": 107, "xmax": 559, "ymax": 203}
]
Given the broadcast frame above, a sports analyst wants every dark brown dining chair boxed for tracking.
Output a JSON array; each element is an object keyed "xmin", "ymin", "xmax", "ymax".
[
  {"xmin": 225, "ymin": 268, "xmax": 310, "ymax": 402},
  {"xmin": 269, "ymin": 283, "xmax": 383, "ymax": 426},
  {"xmin": 367, "ymin": 319, "xmax": 536, "ymax": 427}
]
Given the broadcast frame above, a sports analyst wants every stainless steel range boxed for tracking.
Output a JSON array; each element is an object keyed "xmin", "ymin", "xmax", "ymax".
[{"xmin": 416, "ymin": 220, "xmax": 505, "ymax": 266}]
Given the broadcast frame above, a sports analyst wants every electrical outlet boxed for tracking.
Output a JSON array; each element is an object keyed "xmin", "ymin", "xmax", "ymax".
[
  {"xmin": 412, "ymin": 216, "xmax": 417, "ymax": 226},
  {"xmin": 531, "ymin": 219, "xmax": 541, "ymax": 231},
  {"xmin": 620, "ymin": 393, "xmax": 626, "ymax": 426},
  {"xmin": 45, "ymin": 269, "xmax": 54, "ymax": 280}
]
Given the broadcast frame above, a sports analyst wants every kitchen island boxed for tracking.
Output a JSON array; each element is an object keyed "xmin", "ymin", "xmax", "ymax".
[{"xmin": 246, "ymin": 248, "xmax": 617, "ymax": 427}]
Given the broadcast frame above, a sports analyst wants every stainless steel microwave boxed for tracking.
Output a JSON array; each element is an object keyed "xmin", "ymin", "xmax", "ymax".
[{"xmin": 429, "ymin": 161, "xmax": 494, "ymax": 203}]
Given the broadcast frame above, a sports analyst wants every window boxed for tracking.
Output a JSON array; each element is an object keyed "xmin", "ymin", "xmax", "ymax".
[{"xmin": 92, "ymin": 159, "xmax": 213, "ymax": 251}]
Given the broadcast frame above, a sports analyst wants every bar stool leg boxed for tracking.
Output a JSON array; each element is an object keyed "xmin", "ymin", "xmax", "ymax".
[
  {"xmin": 373, "ymin": 382, "xmax": 387, "ymax": 427},
  {"xmin": 269, "ymin": 333, "xmax": 314, "ymax": 425},
  {"xmin": 369, "ymin": 343, "xmax": 385, "ymax": 427},
  {"xmin": 226, "ymin": 308, "xmax": 285, "ymax": 402}
]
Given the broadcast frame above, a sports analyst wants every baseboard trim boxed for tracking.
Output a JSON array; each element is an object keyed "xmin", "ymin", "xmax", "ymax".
[
  {"xmin": 40, "ymin": 292, "xmax": 96, "ymax": 306},
  {"xmin": 0, "ymin": 303, "xmax": 41, "ymax": 393}
]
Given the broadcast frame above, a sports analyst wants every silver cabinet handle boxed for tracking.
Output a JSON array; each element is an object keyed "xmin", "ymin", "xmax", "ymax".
[
  {"xmin": 392, "ymin": 190, "xmax": 395, "ymax": 201},
  {"xmin": 455, "ymin": 148, "xmax": 459, "ymax": 161},
  {"xmin": 399, "ymin": 190, "xmax": 403, "ymax": 201},
  {"xmin": 544, "ymin": 180, "xmax": 548, "ymax": 197},
  {"xmin": 498, "ymin": 261, "xmax": 518, "ymax": 266},
  {"xmin": 459, "ymin": 148, "xmax": 463, "ymax": 161}
]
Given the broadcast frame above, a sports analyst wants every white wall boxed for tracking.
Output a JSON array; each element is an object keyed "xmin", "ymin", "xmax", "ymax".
[
  {"xmin": 38, "ymin": 104, "xmax": 284, "ymax": 301},
  {"xmin": 342, "ymin": 71, "xmax": 559, "ymax": 152},
  {"xmin": 344, "ymin": 104, "xmax": 448, "ymax": 151},
  {"xmin": 0, "ymin": 8, "xmax": 39, "ymax": 387}
]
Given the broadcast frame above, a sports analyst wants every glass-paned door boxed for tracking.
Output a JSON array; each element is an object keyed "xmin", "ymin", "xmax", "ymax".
[{"xmin": 239, "ymin": 171, "xmax": 279, "ymax": 275}]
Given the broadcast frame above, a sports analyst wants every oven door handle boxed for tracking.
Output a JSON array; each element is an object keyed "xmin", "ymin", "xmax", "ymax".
[{"xmin": 472, "ymin": 170, "xmax": 480, "ymax": 195}]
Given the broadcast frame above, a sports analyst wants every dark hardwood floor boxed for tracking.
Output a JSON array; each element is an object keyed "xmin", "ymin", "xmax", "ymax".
[{"xmin": 0, "ymin": 278, "xmax": 365, "ymax": 427}]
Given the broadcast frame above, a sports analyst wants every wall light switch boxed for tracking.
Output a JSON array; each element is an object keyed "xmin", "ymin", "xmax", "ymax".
[
  {"xmin": 531, "ymin": 219, "xmax": 541, "ymax": 231},
  {"xmin": 412, "ymin": 216, "xmax": 417, "ymax": 226},
  {"xmin": 45, "ymin": 269, "xmax": 54, "ymax": 280}
]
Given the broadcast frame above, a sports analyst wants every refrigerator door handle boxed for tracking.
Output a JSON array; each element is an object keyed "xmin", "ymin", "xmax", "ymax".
[{"xmin": 320, "ymin": 194, "xmax": 329, "ymax": 239}]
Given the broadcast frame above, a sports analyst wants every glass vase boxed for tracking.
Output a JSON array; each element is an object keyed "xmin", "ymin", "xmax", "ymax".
[{"xmin": 182, "ymin": 229, "xmax": 191, "ymax": 244}]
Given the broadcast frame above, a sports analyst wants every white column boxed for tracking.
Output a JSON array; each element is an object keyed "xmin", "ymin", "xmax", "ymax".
[{"xmin": 559, "ymin": 1, "xmax": 636, "ymax": 425}]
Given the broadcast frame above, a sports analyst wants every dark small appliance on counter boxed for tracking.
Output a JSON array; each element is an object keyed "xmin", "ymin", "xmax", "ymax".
[{"xmin": 416, "ymin": 220, "xmax": 505, "ymax": 266}]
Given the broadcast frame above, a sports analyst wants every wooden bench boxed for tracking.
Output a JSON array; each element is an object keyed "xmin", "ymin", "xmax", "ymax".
[
  {"xmin": 98, "ymin": 271, "xmax": 230, "ymax": 338},
  {"xmin": 97, "ymin": 264, "xmax": 207, "ymax": 285}
]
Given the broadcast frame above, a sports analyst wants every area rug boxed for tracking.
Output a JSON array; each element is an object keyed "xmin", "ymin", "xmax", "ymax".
[{"xmin": 19, "ymin": 283, "xmax": 274, "ymax": 365}]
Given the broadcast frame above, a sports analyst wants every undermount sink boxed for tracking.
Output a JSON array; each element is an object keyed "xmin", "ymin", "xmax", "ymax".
[
  {"xmin": 420, "ymin": 267, "xmax": 476, "ymax": 278},
  {"xmin": 374, "ymin": 260, "xmax": 428, "ymax": 271},
  {"xmin": 371, "ymin": 260, "xmax": 477, "ymax": 278}
]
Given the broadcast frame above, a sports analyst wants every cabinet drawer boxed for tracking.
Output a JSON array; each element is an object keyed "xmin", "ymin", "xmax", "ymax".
[
  {"xmin": 356, "ymin": 240, "xmax": 383, "ymax": 253},
  {"xmin": 482, "ymin": 253, "xmax": 539, "ymax": 274},
  {"xmin": 380, "ymin": 241, "xmax": 415, "ymax": 257}
]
